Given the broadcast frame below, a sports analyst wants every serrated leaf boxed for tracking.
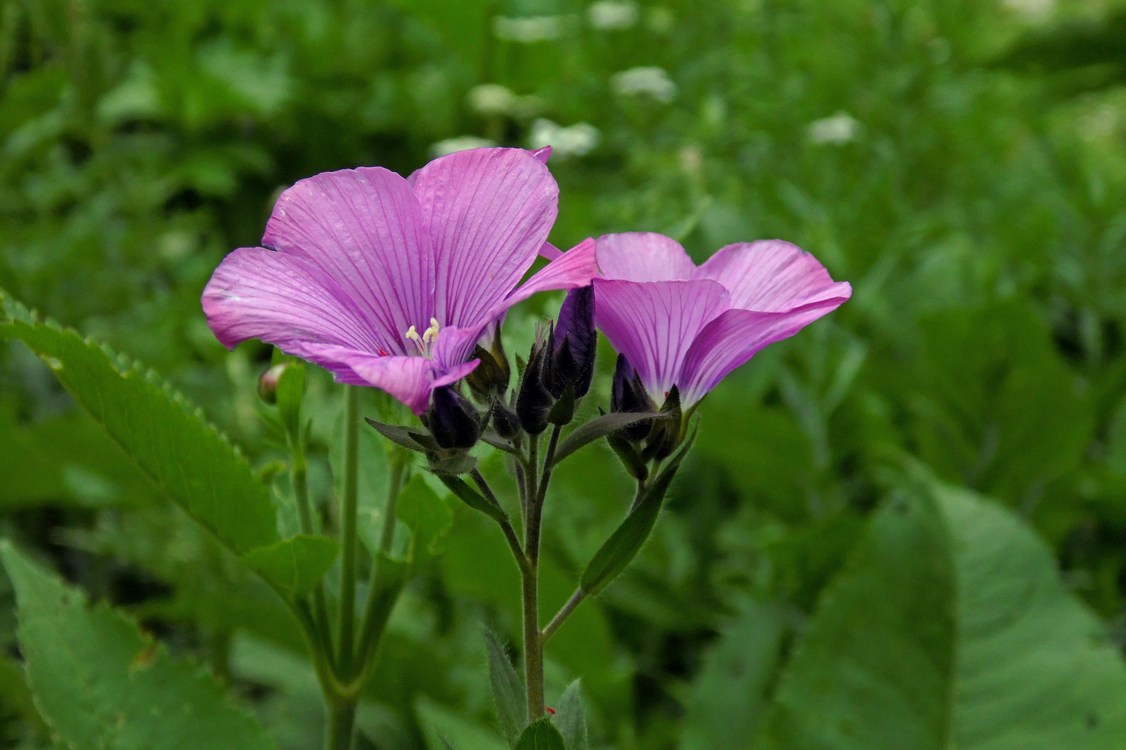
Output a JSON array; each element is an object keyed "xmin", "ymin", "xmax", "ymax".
[
  {"xmin": 0, "ymin": 542, "xmax": 275, "ymax": 750},
  {"xmin": 551, "ymin": 412, "xmax": 660, "ymax": 467},
  {"xmin": 754, "ymin": 478, "xmax": 1126, "ymax": 750},
  {"xmin": 485, "ymin": 631, "xmax": 526, "ymax": 745},
  {"xmin": 555, "ymin": 680, "xmax": 588, "ymax": 750},
  {"xmin": 0, "ymin": 289, "xmax": 277, "ymax": 558},
  {"xmin": 578, "ymin": 433, "xmax": 694, "ymax": 597},
  {"xmin": 515, "ymin": 718, "xmax": 566, "ymax": 750},
  {"xmin": 240, "ymin": 535, "xmax": 338, "ymax": 600}
]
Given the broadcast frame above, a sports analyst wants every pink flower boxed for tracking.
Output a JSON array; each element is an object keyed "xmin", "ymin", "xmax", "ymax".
[
  {"xmin": 593, "ymin": 232, "xmax": 851, "ymax": 408},
  {"xmin": 202, "ymin": 148, "xmax": 597, "ymax": 414}
]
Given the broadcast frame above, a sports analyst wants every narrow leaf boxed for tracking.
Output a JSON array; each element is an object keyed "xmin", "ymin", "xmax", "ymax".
[
  {"xmin": 579, "ymin": 433, "xmax": 694, "ymax": 596},
  {"xmin": 240, "ymin": 535, "xmax": 338, "ymax": 600},
  {"xmin": 437, "ymin": 475, "xmax": 510, "ymax": 525},
  {"xmin": 555, "ymin": 680, "xmax": 588, "ymax": 750},
  {"xmin": 754, "ymin": 478, "xmax": 1126, "ymax": 750},
  {"xmin": 551, "ymin": 412, "xmax": 660, "ymax": 467},
  {"xmin": 515, "ymin": 719, "xmax": 566, "ymax": 750},
  {"xmin": 485, "ymin": 631, "xmax": 526, "ymax": 745},
  {"xmin": 1, "ymin": 542, "xmax": 275, "ymax": 750},
  {"xmin": 365, "ymin": 416, "xmax": 436, "ymax": 453}
]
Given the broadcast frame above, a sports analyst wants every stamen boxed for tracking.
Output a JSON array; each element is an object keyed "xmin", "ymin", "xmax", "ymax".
[
  {"xmin": 422, "ymin": 317, "xmax": 440, "ymax": 346},
  {"xmin": 405, "ymin": 320, "xmax": 441, "ymax": 356}
]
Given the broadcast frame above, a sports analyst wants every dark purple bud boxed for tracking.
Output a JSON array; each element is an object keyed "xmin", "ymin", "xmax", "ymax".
[
  {"xmin": 611, "ymin": 354, "xmax": 652, "ymax": 442},
  {"xmin": 492, "ymin": 401, "xmax": 521, "ymax": 440},
  {"xmin": 549, "ymin": 286, "xmax": 596, "ymax": 399},
  {"xmin": 516, "ymin": 326, "xmax": 553, "ymax": 435},
  {"xmin": 427, "ymin": 386, "xmax": 482, "ymax": 450}
]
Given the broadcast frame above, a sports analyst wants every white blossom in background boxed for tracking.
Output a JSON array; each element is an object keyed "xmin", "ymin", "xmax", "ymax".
[
  {"xmin": 528, "ymin": 119, "xmax": 600, "ymax": 158},
  {"xmin": 806, "ymin": 111, "xmax": 861, "ymax": 146},
  {"xmin": 1000, "ymin": 0, "xmax": 1056, "ymax": 21},
  {"xmin": 429, "ymin": 136, "xmax": 497, "ymax": 158},
  {"xmin": 493, "ymin": 15, "xmax": 567, "ymax": 43},
  {"xmin": 467, "ymin": 84, "xmax": 519, "ymax": 117},
  {"xmin": 610, "ymin": 66, "xmax": 677, "ymax": 103},
  {"xmin": 588, "ymin": 1, "xmax": 639, "ymax": 30}
]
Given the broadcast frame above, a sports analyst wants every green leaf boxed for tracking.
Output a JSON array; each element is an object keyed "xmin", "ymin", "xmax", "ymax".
[
  {"xmin": 241, "ymin": 536, "xmax": 338, "ymax": 600},
  {"xmin": 0, "ymin": 542, "xmax": 276, "ymax": 750},
  {"xmin": 416, "ymin": 696, "xmax": 507, "ymax": 750},
  {"xmin": 365, "ymin": 416, "xmax": 437, "ymax": 453},
  {"xmin": 437, "ymin": 474, "xmax": 510, "ymax": 525},
  {"xmin": 754, "ymin": 479, "xmax": 1126, "ymax": 750},
  {"xmin": 555, "ymin": 680, "xmax": 588, "ymax": 750},
  {"xmin": 485, "ymin": 631, "xmax": 526, "ymax": 746},
  {"xmin": 515, "ymin": 719, "xmax": 566, "ymax": 750},
  {"xmin": 681, "ymin": 598, "xmax": 786, "ymax": 749},
  {"xmin": 551, "ymin": 412, "xmax": 660, "ymax": 467},
  {"xmin": 579, "ymin": 434, "xmax": 694, "ymax": 597},
  {"xmin": 397, "ymin": 475, "xmax": 454, "ymax": 566},
  {"xmin": 0, "ymin": 290, "xmax": 277, "ymax": 556}
]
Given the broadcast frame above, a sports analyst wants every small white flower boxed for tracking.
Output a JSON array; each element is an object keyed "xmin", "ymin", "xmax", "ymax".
[
  {"xmin": 806, "ymin": 112, "xmax": 861, "ymax": 146},
  {"xmin": 429, "ymin": 136, "xmax": 497, "ymax": 158},
  {"xmin": 528, "ymin": 119, "xmax": 600, "ymax": 158},
  {"xmin": 493, "ymin": 15, "xmax": 567, "ymax": 43},
  {"xmin": 588, "ymin": 1, "xmax": 639, "ymax": 31},
  {"xmin": 467, "ymin": 84, "xmax": 519, "ymax": 116},
  {"xmin": 1000, "ymin": 0, "xmax": 1055, "ymax": 21},
  {"xmin": 610, "ymin": 66, "xmax": 677, "ymax": 103}
]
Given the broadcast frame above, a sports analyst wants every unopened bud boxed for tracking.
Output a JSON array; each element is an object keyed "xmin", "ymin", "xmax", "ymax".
[
  {"xmin": 610, "ymin": 354, "xmax": 652, "ymax": 442},
  {"xmin": 465, "ymin": 325, "xmax": 511, "ymax": 401},
  {"xmin": 549, "ymin": 286, "xmax": 596, "ymax": 399},
  {"xmin": 427, "ymin": 386, "xmax": 483, "ymax": 450},
  {"xmin": 257, "ymin": 364, "xmax": 288, "ymax": 405},
  {"xmin": 492, "ymin": 401, "xmax": 522, "ymax": 440},
  {"xmin": 516, "ymin": 326, "xmax": 554, "ymax": 434}
]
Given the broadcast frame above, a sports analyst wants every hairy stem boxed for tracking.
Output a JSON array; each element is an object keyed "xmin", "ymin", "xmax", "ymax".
[{"xmin": 338, "ymin": 386, "xmax": 360, "ymax": 674}]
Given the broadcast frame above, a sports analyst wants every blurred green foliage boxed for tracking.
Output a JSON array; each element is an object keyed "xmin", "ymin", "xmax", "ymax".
[{"xmin": 3, "ymin": 0, "xmax": 1126, "ymax": 748}]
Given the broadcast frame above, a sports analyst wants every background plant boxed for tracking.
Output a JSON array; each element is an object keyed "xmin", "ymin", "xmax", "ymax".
[{"xmin": 3, "ymin": 0, "xmax": 1126, "ymax": 748}]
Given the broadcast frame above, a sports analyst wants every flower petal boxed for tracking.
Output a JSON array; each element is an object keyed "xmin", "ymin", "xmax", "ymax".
[
  {"xmin": 261, "ymin": 167, "xmax": 434, "ymax": 352},
  {"xmin": 410, "ymin": 148, "xmax": 558, "ymax": 327},
  {"xmin": 592, "ymin": 278, "xmax": 728, "ymax": 401},
  {"xmin": 596, "ymin": 232, "xmax": 697, "ymax": 282},
  {"xmin": 487, "ymin": 238, "xmax": 599, "ymax": 321},
  {"xmin": 202, "ymin": 246, "xmax": 393, "ymax": 360},
  {"xmin": 678, "ymin": 298, "xmax": 850, "ymax": 406},
  {"xmin": 696, "ymin": 240, "xmax": 852, "ymax": 312}
]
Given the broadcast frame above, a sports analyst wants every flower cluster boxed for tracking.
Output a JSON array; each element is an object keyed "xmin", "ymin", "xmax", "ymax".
[{"xmin": 203, "ymin": 146, "xmax": 850, "ymax": 433}]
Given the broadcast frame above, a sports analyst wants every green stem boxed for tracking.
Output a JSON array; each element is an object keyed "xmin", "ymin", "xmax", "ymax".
[
  {"xmin": 542, "ymin": 588, "xmax": 585, "ymax": 642},
  {"xmin": 521, "ymin": 432, "xmax": 545, "ymax": 719},
  {"xmin": 338, "ymin": 386, "xmax": 360, "ymax": 674},
  {"xmin": 324, "ymin": 695, "xmax": 358, "ymax": 750},
  {"xmin": 287, "ymin": 426, "xmax": 332, "ymax": 652},
  {"xmin": 354, "ymin": 456, "xmax": 407, "ymax": 670}
]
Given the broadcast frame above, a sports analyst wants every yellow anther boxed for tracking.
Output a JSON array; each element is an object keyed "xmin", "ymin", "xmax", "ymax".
[{"xmin": 422, "ymin": 317, "xmax": 441, "ymax": 345}]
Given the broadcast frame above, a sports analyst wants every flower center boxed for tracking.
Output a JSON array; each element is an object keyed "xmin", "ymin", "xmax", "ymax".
[{"xmin": 405, "ymin": 317, "xmax": 441, "ymax": 357}]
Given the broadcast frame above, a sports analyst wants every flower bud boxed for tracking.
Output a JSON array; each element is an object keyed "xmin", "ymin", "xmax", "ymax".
[
  {"xmin": 427, "ymin": 386, "xmax": 483, "ymax": 450},
  {"xmin": 516, "ymin": 326, "xmax": 554, "ymax": 434},
  {"xmin": 492, "ymin": 401, "xmax": 522, "ymax": 440},
  {"xmin": 257, "ymin": 364, "xmax": 288, "ymax": 405},
  {"xmin": 549, "ymin": 286, "xmax": 596, "ymax": 399},
  {"xmin": 610, "ymin": 354, "xmax": 652, "ymax": 442},
  {"xmin": 465, "ymin": 324, "xmax": 511, "ymax": 402}
]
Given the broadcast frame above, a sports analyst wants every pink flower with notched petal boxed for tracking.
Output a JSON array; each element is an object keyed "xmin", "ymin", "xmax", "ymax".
[
  {"xmin": 593, "ymin": 232, "xmax": 851, "ymax": 409},
  {"xmin": 202, "ymin": 147, "xmax": 597, "ymax": 414}
]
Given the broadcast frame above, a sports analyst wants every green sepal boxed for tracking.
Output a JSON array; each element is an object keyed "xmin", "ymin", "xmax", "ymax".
[
  {"xmin": 546, "ymin": 383, "xmax": 575, "ymax": 426},
  {"xmin": 551, "ymin": 411, "xmax": 661, "ymax": 467},
  {"xmin": 364, "ymin": 417, "xmax": 438, "ymax": 453},
  {"xmin": 606, "ymin": 433, "xmax": 648, "ymax": 482}
]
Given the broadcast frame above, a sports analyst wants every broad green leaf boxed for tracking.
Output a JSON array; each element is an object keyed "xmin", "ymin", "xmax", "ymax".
[
  {"xmin": 515, "ymin": 719, "xmax": 566, "ymax": 750},
  {"xmin": 555, "ymin": 680, "xmax": 588, "ymax": 750},
  {"xmin": 754, "ymin": 479, "xmax": 1126, "ymax": 750},
  {"xmin": 680, "ymin": 598, "xmax": 786, "ymax": 750},
  {"xmin": 241, "ymin": 536, "xmax": 339, "ymax": 600},
  {"xmin": 397, "ymin": 475, "xmax": 454, "ymax": 567},
  {"xmin": 0, "ymin": 542, "xmax": 275, "ymax": 750},
  {"xmin": 485, "ymin": 631, "xmax": 526, "ymax": 746},
  {"xmin": 0, "ymin": 290, "xmax": 276, "ymax": 555},
  {"xmin": 579, "ymin": 434, "xmax": 694, "ymax": 597}
]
